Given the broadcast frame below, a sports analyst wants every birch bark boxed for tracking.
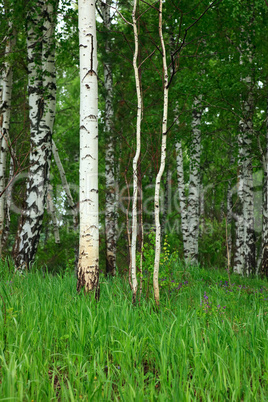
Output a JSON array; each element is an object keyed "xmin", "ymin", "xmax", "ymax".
[
  {"xmin": 187, "ymin": 96, "xmax": 202, "ymax": 265},
  {"xmin": 234, "ymin": 134, "xmax": 245, "ymax": 274},
  {"xmin": 76, "ymin": 0, "xmax": 99, "ymax": 295},
  {"xmin": 153, "ymin": 0, "xmax": 169, "ymax": 306},
  {"xmin": 261, "ymin": 99, "xmax": 268, "ymax": 277},
  {"xmin": 130, "ymin": 0, "xmax": 142, "ymax": 303},
  {"xmin": 0, "ymin": 22, "xmax": 14, "ymax": 254},
  {"xmin": 13, "ymin": 1, "xmax": 58, "ymax": 270},
  {"xmin": 102, "ymin": 0, "xmax": 116, "ymax": 276},
  {"xmin": 175, "ymin": 140, "xmax": 189, "ymax": 256}
]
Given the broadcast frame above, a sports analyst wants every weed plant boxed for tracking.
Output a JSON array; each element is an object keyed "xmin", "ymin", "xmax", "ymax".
[{"xmin": 0, "ymin": 259, "xmax": 268, "ymax": 401}]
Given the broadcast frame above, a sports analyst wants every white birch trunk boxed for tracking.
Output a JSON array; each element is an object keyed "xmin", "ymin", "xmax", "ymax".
[
  {"xmin": 76, "ymin": 0, "xmax": 99, "ymax": 295},
  {"xmin": 234, "ymin": 134, "xmax": 245, "ymax": 274},
  {"xmin": 226, "ymin": 165, "xmax": 234, "ymax": 263},
  {"xmin": 52, "ymin": 139, "xmax": 77, "ymax": 228},
  {"xmin": 175, "ymin": 140, "xmax": 189, "ymax": 256},
  {"xmin": 243, "ymin": 90, "xmax": 255, "ymax": 275},
  {"xmin": 0, "ymin": 24, "xmax": 14, "ymax": 254},
  {"xmin": 187, "ymin": 96, "xmax": 202, "ymax": 265},
  {"xmin": 131, "ymin": 0, "xmax": 142, "ymax": 302},
  {"xmin": 153, "ymin": 0, "xmax": 169, "ymax": 306},
  {"xmin": 261, "ymin": 99, "xmax": 268, "ymax": 277},
  {"xmin": 13, "ymin": 1, "xmax": 57, "ymax": 270},
  {"xmin": 102, "ymin": 0, "xmax": 116, "ymax": 276}
]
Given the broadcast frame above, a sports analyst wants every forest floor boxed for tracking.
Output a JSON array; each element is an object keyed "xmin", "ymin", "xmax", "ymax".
[{"xmin": 0, "ymin": 259, "xmax": 268, "ymax": 401}]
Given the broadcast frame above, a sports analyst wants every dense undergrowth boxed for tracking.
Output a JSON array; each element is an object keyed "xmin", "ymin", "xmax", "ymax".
[{"xmin": 0, "ymin": 259, "xmax": 268, "ymax": 401}]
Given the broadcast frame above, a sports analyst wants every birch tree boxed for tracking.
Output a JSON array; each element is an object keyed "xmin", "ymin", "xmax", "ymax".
[
  {"xmin": 234, "ymin": 32, "xmax": 255, "ymax": 276},
  {"xmin": 260, "ymin": 100, "xmax": 268, "ymax": 277},
  {"xmin": 13, "ymin": 0, "xmax": 58, "ymax": 270},
  {"xmin": 101, "ymin": 0, "xmax": 117, "ymax": 276},
  {"xmin": 0, "ymin": 20, "xmax": 15, "ymax": 255},
  {"xmin": 153, "ymin": 0, "xmax": 169, "ymax": 306},
  {"xmin": 130, "ymin": 0, "xmax": 142, "ymax": 303},
  {"xmin": 187, "ymin": 96, "xmax": 202, "ymax": 265},
  {"xmin": 76, "ymin": 0, "xmax": 99, "ymax": 295}
]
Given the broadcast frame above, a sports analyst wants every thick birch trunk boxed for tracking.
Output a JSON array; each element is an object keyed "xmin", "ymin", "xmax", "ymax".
[
  {"xmin": 52, "ymin": 139, "xmax": 77, "ymax": 228},
  {"xmin": 13, "ymin": 1, "xmax": 57, "ymax": 270},
  {"xmin": 131, "ymin": 0, "xmax": 142, "ymax": 302},
  {"xmin": 153, "ymin": 0, "xmax": 169, "ymax": 306},
  {"xmin": 261, "ymin": 100, "xmax": 268, "ymax": 277},
  {"xmin": 187, "ymin": 96, "xmax": 202, "ymax": 265},
  {"xmin": 102, "ymin": 0, "xmax": 116, "ymax": 276},
  {"xmin": 76, "ymin": 0, "xmax": 99, "ymax": 295},
  {"xmin": 0, "ymin": 25, "xmax": 14, "ymax": 254}
]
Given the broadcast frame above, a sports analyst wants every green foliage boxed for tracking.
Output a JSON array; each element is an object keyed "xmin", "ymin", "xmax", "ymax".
[{"xmin": 35, "ymin": 227, "xmax": 78, "ymax": 274}]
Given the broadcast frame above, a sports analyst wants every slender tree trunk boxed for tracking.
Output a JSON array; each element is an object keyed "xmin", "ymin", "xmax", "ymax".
[
  {"xmin": 76, "ymin": 0, "xmax": 99, "ymax": 296},
  {"xmin": 102, "ymin": 0, "xmax": 116, "ymax": 276},
  {"xmin": 131, "ymin": 0, "xmax": 142, "ymax": 303},
  {"xmin": 13, "ymin": 1, "xmax": 57, "ymax": 270},
  {"xmin": 52, "ymin": 139, "xmax": 77, "ymax": 228},
  {"xmin": 153, "ymin": 0, "xmax": 169, "ymax": 306},
  {"xmin": 226, "ymin": 166, "xmax": 234, "ymax": 263},
  {"xmin": 0, "ymin": 23, "xmax": 14, "ymax": 255},
  {"xmin": 187, "ymin": 96, "xmax": 202, "ymax": 265}
]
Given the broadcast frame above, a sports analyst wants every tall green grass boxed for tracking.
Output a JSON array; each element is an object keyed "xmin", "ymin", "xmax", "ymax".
[{"xmin": 0, "ymin": 260, "xmax": 268, "ymax": 401}]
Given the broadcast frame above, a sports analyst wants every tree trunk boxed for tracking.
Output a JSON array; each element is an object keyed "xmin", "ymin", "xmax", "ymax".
[
  {"xmin": 187, "ymin": 96, "xmax": 202, "ymax": 265},
  {"xmin": 0, "ymin": 22, "xmax": 15, "ymax": 255},
  {"xmin": 102, "ymin": 0, "xmax": 116, "ymax": 276},
  {"xmin": 153, "ymin": 0, "xmax": 169, "ymax": 306},
  {"xmin": 13, "ymin": 1, "xmax": 57, "ymax": 270},
  {"xmin": 261, "ymin": 99, "xmax": 268, "ymax": 278},
  {"xmin": 175, "ymin": 139, "xmax": 190, "ymax": 259},
  {"xmin": 242, "ymin": 91, "xmax": 255, "ymax": 275},
  {"xmin": 76, "ymin": 0, "xmax": 99, "ymax": 296},
  {"xmin": 130, "ymin": 0, "xmax": 142, "ymax": 303}
]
